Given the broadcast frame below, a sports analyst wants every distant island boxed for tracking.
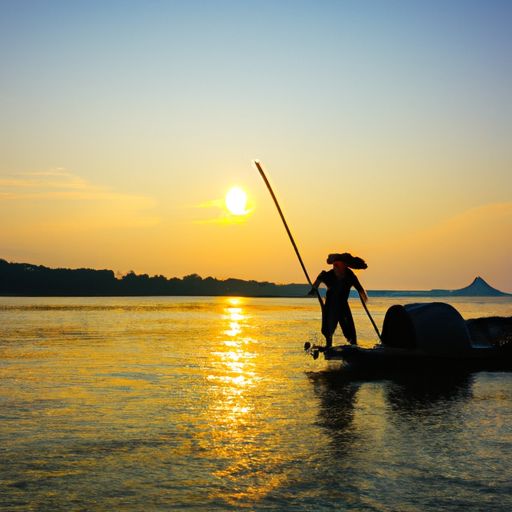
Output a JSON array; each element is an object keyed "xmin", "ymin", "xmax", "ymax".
[
  {"xmin": 368, "ymin": 276, "xmax": 510, "ymax": 298},
  {"xmin": 0, "ymin": 259, "xmax": 510, "ymax": 297}
]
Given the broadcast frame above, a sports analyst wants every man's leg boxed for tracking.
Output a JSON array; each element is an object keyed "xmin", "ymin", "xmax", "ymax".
[
  {"xmin": 321, "ymin": 304, "xmax": 337, "ymax": 347},
  {"xmin": 339, "ymin": 303, "xmax": 357, "ymax": 345}
]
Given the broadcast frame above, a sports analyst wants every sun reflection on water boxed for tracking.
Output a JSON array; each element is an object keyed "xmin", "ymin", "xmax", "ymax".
[
  {"xmin": 203, "ymin": 297, "xmax": 291, "ymax": 504},
  {"xmin": 207, "ymin": 297, "xmax": 256, "ymax": 399}
]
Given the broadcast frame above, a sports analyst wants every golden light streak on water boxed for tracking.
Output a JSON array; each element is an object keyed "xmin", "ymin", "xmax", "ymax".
[{"xmin": 202, "ymin": 298, "xmax": 296, "ymax": 505}]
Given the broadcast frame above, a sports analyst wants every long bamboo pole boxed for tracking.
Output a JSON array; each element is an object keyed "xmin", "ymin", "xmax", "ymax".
[
  {"xmin": 254, "ymin": 161, "xmax": 324, "ymax": 310},
  {"xmin": 360, "ymin": 296, "xmax": 382, "ymax": 342}
]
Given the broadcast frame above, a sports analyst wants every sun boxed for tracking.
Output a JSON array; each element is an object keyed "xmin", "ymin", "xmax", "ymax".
[{"xmin": 225, "ymin": 186, "xmax": 248, "ymax": 215}]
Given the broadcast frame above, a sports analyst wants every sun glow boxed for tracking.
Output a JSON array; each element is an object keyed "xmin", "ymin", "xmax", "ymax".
[{"xmin": 225, "ymin": 187, "xmax": 248, "ymax": 216}]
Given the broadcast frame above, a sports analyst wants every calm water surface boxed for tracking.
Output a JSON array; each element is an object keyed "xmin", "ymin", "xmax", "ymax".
[{"xmin": 1, "ymin": 296, "xmax": 511, "ymax": 511}]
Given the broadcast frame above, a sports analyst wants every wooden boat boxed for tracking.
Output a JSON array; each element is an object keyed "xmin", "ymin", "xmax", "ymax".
[{"xmin": 306, "ymin": 302, "xmax": 512, "ymax": 372}]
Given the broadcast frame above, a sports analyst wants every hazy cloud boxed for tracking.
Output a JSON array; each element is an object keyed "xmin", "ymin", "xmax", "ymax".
[{"xmin": 0, "ymin": 168, "xmax": 159, "ymax": 230}]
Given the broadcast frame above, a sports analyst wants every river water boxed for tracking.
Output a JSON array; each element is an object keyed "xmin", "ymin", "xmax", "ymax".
[{"xmin": 1, "ymin": 296, "xmax": 511, "ymax": 511}]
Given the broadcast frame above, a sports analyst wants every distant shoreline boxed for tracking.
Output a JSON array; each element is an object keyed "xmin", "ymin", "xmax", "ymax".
[
  {"xmin": 1, "ymin": 259, "xmax": 510, "ymax": 297},
  {"xmin": 1, "ymin": 292, "xmax": 511, "ymax": 299}
]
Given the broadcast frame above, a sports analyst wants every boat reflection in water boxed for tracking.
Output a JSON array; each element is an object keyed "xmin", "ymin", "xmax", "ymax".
[{"xmin": 306, "ymin": 366, "xmax": 477, "ymax": 509}]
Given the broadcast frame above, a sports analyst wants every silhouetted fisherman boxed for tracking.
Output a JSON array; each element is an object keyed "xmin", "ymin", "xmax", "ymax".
[{"xmin": 309, "ymin": 253, "xmax": 368, "ymax": 348}]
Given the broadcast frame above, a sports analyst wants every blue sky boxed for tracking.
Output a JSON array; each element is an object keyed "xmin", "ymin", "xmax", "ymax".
[{"xmin": 1, "ymin": 1, "xmax": 511, "ymax": 289}]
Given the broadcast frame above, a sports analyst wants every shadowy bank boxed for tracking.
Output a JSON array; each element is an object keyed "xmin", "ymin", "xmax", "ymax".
[
  {"xmin": 0, "ymin": 259, "xmax": 308, "ymax": 297},
  {"xmin": 1, "ymin": 259, "xmax": 509, "ymax": 297}
]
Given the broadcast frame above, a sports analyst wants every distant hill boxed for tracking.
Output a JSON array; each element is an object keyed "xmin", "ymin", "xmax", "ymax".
[
  {"xmin": 451, "ymin": 276, "xmax": 508, "ymax": 296},
  {"xmin": 368, "ymin": 276, "xmax": 510, "ymax": 298},
  {"xmin": 0, "ymin": 259, "xmax": 510, "ymax": 297}
]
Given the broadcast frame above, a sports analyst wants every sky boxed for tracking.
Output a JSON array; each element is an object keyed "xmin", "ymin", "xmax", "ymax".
[{"xmin": 1, "ymin": 0, "xmax": 511, "ymax": 291}]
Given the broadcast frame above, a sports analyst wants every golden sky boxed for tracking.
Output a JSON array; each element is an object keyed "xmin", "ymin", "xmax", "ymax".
[{"xmin": 1, "ymin": 1, "xmax": 511, "ymax": 291}]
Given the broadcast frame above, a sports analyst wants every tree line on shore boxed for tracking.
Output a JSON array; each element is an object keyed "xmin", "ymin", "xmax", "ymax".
[
  {"xmin": 0, "ymin": 259, "xmax": 308, "ymax": 296},
  {"xmin": 2, "ymin": 258, "xmax": 507, "ymax": 297}
]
